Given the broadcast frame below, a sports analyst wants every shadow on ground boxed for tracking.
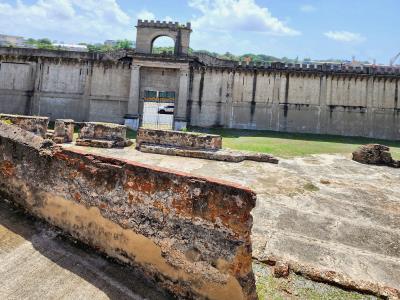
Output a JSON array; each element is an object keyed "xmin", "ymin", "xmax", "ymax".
[{"xmin": 0, "ymin": 199, "xmax": 173, "ymax": 300}]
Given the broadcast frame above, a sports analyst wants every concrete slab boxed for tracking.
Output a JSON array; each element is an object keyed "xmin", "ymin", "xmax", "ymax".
[
  {"xmin": 67, "ymin": 145, "xmax": 400, "ymax": 298},
  {"xmin": 0, "ymin": 200, "xmax": 172, "ymax": 300}
]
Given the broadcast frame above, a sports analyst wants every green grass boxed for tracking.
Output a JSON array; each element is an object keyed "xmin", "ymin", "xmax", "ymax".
[{"xmin": 190, "ymin": 127, "xmax": 400, "ymax": 159}]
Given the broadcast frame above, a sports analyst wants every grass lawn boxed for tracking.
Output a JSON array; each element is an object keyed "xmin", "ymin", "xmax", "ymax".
[{"xmin": 190, "ymin": 127, "xmax": 400, "ymax": 159}]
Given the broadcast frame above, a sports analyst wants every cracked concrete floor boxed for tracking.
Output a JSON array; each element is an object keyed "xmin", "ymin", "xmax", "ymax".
[{"xmin": 69, "ymin": 145, "xmax": 400, "ymax": 298}]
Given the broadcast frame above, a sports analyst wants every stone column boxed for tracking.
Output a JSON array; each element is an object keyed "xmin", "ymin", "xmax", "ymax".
[
  {"xmin": 124, "ymin": 64, "xmax": 141, "ymax": 130},
  {"xmin": 174, "ymin": 66, "xmax": 190, "ymax": 130},
  {"xmin": 81, "ymin": 62, "xmax": 93, "ymax": 122},
  {"xmin": 30, "ymin": 58, "xmax": 43, "ymax": 116}
]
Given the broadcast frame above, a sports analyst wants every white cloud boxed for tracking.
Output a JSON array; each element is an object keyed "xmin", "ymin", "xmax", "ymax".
[
  {"xmin": 300, "ymin": 4, "xmax": 316, "ymax": 13},
  {"xmin": 188, "ymin": 0, "xmax": 300, "ymax": 36},
  {"xmin": 324, "ymin": 31, "xmax": 365, "ymax": 43},
  {"xmin": 0, "ymin": 0, "xmax": 133, "ymax": 42},
  {"xmin": 136, "ymin": 9, "xmax": 155, "ymax": 21}
]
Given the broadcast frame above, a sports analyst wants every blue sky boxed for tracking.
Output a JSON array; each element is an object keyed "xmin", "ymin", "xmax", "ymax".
[{"xmin": 0, "ymin": 0, "xmax": 398, "ymax": 63}]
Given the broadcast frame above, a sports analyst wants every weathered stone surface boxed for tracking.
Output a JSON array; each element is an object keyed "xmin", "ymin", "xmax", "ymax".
[
  {"xmin": 79, "ymin": 147, "xmax": 400, "ymax": 299},
  {"xmin": 77, "ymin": 122, "xmax": 132, "ymax": 148},
  {"xmin": 273, "ymin": 261, "xmax": 290, "ymax": 278},
  {"xmin": 136, "ymin": 128, "xmax": 222, "ymax": 150},
  {"xmin": 139, "ymin": 144, "xmax": 279, "ymax": 164},
  {"xmin": 0, "ymin": 114, "xmax": 49, "ymax": 138},
  {"xmin": 0, "ymin": 122, "xmax": 257, "ymax": 300},
  {"xmin": 352, "ymin": 144, "xmax": 400, "ymax": 168},
  {"xmin": 53, "ymin": 119, "xmax": 74, "ymax": 143}
]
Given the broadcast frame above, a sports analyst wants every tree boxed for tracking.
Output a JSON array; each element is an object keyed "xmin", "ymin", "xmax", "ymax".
[{"xmin": 116, "ymin": 39, "xmax": 134, "ymax": 50}]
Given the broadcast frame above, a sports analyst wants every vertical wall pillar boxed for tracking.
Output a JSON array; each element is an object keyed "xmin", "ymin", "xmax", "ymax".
[
  {"xmin": 30, "ymin": 58, "xmax": 43, "ymax": 116},
  {"xmin": 224, "ymin": 71, "xmax": 234, "ymax": 128},
  {"xmin": 174, "ymin": 66, "xmax": 190, "ymax": 130},
  {"xmin": 318, "ymin": 74, "xmax": 328, "ymax": 134},
  {"xmin": 81, "ymin": 62, "xmax": 93, "ymax": 122},
  {"xmin": 124, "ymin": 64, "xmax": 141, "ymax": 130}
]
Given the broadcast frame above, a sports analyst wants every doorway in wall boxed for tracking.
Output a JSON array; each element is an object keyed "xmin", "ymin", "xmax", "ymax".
[{"xmin": 142, "ymin": 90, "xmax": 175, "ymax": 130}]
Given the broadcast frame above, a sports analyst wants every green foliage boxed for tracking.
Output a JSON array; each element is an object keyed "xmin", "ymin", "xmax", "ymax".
[
  {"xmin": 115, "ymin": 39, "xmax": 134, "ymax": 50},
  {"xmin": 26, "ymin": 38, "xmax": 55, "ymax": 50},
  {"xmin": 84, "ymin": 39, "xmax": 135, "ymax": 53}
]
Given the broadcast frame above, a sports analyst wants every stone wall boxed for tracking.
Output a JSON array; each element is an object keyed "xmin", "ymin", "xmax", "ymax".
[
  {"xmin": 76, "ymin": 122, "xmax": 132, "ymax": 148},
  {"xmin": 1, "ymin": 47, "xmax": 400, "ymax": 140},
  {"xmin": 0, "ymin": 48, "xmax": 131, "ymax": 124},
  {"xmin": 0, "ymin": 113, "xmax": 48, "ymax": 137},
  {"xmin": 136, "ymin": 128, "xmax": 222, "ymax": 150},
  {"xmin": 189, "ymin": 66, "xmax": 400, "ymax": 140},
  {"xmin": 0, "ymin": 122, "xmax": 257, "ymax": 299}
]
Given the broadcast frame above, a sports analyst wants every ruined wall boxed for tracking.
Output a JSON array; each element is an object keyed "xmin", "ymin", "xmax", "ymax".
[
  {"xmin": 189, "ymin": 66, "xmax": 400, "ymax": 140},
  {"xmin": 136, "ymin": 128, "xmax": 222, "ymax": 150},
  {"xmin": 0, "ymin": 122, "xmax": 257, "ymax": 299}
]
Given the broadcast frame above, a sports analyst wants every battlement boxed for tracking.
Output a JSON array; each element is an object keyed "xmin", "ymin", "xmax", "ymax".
[
  {"xmin": 137, "ymin": 19, "xmax": 191, "ymax": 31},
  {"xmin": 248, "ymin": 62, "xmax": 400, "ymax": 76},
  {"xmin": 204, "ymin": 60, "xmax": 400, "ymax": 76}
]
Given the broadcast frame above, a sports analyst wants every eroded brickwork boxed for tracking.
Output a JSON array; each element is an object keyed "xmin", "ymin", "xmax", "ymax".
[
  {"xmin": 136, "ymin": 128, "xmax": 222, "ymax": 150},
  {"xmin": 0, "ymin": 122, "xmax": 257, "ymax": 299},
  {"xmin": 0, "ymin": 114, "xmax": 49, "ymax": 138},
  {"xmin": 76, "ymin": 122, "xmax": 132, "ymax": 148},
  {"xmin": 53, "ymin": 119, "xmax": 74, "ymax": 144}
]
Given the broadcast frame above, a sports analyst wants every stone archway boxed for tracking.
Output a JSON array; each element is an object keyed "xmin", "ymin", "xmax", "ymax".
[
  {"xmin": 135, "ymin": 20, "xmax": 192, "ymax": 56},
  {"xmin": 150, "ymin": 35, "xmax": 176, "ymax": 55}
]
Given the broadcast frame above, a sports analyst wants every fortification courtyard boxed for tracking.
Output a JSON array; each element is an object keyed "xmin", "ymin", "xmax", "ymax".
[
  {"xmin": 66, "ymin": 142, "xmax": 400, "ymax": 298},
  {"xmin": 0, "ymin": 3, "xmax": 399, "ymax": 298}
]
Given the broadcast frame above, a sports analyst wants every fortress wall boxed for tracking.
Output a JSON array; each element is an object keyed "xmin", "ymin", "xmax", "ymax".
[
  {"xmin": 189, "ymin": 67, "xmax": 400, "ymax": 139},
  {"xmin": 89, "ymin": 64, "xmax": 131, "ymax": 124},
  {"xmin": 0, "ymin": 61, "xmax": 34, "ymax": 115},
  {"xmin": 0, "ymin": 48, "xmax": 399, "ymax": 139},
  {"xmin": 0, "ymin": 50, "xmax": 132, "ymax": 124},
  {"xmin": 190, "ymin": 68, "xmax": 229, "ymax": 127},
  {"xmin": 37, "ymin": 61, "xmax": 88, "ymax": 121}
]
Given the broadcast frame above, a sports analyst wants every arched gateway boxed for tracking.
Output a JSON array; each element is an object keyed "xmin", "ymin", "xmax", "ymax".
[
  {"xmin": 124, "ymin": 20, "xmax": 192, "ymax": 131},
  {"xmin": 135, "ymin": 20, "xmax": 192, "ymax": 56}
]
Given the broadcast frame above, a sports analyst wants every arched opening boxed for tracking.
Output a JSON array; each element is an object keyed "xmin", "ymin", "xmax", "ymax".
[{"xmin": 151, "ymin": 36, "xmax": 176, "ymax": 55}]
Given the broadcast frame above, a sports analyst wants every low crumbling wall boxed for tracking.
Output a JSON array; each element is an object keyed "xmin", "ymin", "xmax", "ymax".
[
  {"xmin": 76, "ymin": 122, "xmax": 132, "ymax": 148},
  {"xmin": 0, "ymin": 123, "xmax": 257, "ymax": 299},
  {"xmin": 0, "ymin": 114, "xmax": 49, "ymax": 138},
  {"xmin": 136, "ymin": 128, "xmax": 222, "ymax": 150},
  {"xmin": 53, "ymin": 119, "xmax": 75, "ymax": 144},
  {"xmin": 352, "ymin": 144, "xmax": 400, "ymax": 168}
]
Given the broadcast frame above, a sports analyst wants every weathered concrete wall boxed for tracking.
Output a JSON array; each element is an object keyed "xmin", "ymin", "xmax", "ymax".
[
  {"xmin": 189, "ymin": 67, "xmax": 400, "ymax": 140},
  {"xmin": 1, "ymin": 47, "xmax": 400, "ymax": 140},
  {"xmin": 0, "ymin": 122, "xmax": 257, "ymax": 299},
  {"xmin": 0, "ymin": 48, "xmax": 131, "ymax": 124},
  {"xmin": 136, "ymin": 128, "xmax": 222, "ymax": 150}
]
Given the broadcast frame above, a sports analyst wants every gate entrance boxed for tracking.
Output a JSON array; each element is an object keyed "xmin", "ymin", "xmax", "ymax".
[{"xmin": 142, "ymin": 90, "xmax": 175, "ymax": 130}]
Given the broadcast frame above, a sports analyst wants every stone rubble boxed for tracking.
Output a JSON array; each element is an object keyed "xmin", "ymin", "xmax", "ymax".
[{"xmin": 352, "ymin": 144, "xmax": 400, "ymax": 168}]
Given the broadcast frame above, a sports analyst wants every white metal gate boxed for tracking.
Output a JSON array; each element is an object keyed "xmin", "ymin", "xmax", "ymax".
[{"xmin": 141, "ymin": 91, "xmax": 175, "ymax": 130}]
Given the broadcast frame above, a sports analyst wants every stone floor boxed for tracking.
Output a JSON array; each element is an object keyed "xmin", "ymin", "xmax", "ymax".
[
  {"xmin": 0, "ymin": 200, "xmax": 172, "ymax": 300},
  {"xmin": 68, "ymin": 145, "xmax": 400, "ymax": 298}
]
